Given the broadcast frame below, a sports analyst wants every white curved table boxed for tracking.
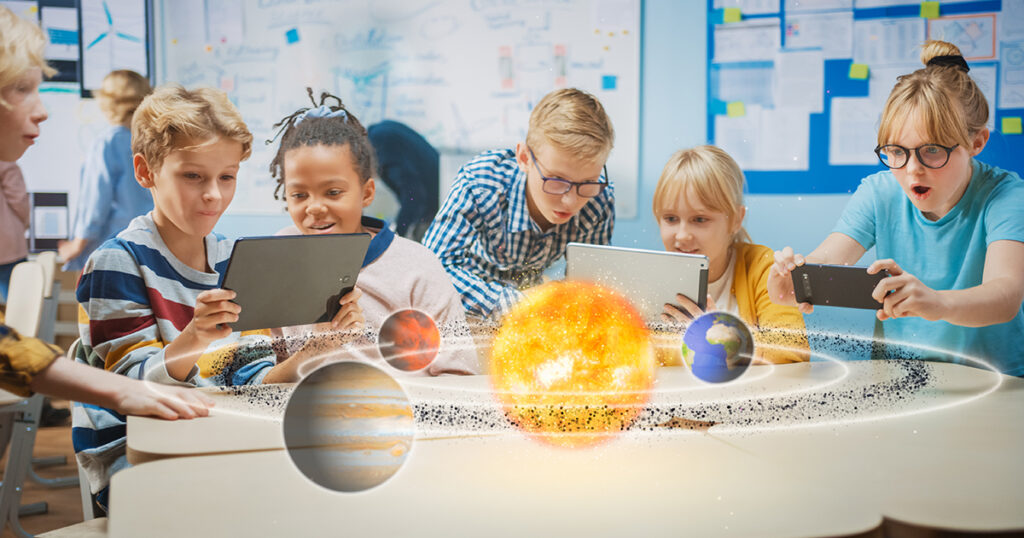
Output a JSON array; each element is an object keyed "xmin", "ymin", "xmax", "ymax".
[{"xmin": 112, "ymin": 361, "xmax": 1024, "ymax": 537}]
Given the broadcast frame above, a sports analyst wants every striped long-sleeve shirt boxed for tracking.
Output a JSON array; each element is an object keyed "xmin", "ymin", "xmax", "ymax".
[
  {"xmin": 422, "ymin": 149, "xmax": 615, "ymax": 319},
  {"xmin": 72, "ymin": 213, "xmax": 275, "ymax": 497}
]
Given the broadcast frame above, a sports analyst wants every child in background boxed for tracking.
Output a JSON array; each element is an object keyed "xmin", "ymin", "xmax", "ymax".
[
  {"xmin": 0, "ymin": 5, "xmax": 211, "ymax": 417},
  {"xmin": 269, "ymin": 89, "xmax": 478, "ymax": 376},
  {"xmin": 655, "ymin": 146, "xmax": 808, "ymax": 364},
  {"xmin": 60, "ymin": 70, "xmax": 154, "ymax": 271},
  {"xmin": 769, "ymin": 41, "xmax": 1024, "ymax": 375},
  {"xmin": 423, "ymin": 88, "xmax": 616, "ymax": 320}
]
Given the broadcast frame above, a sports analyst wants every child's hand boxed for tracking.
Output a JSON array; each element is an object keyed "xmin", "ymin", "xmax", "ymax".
[
  {"xmin": 185, "ymin": 289, "xmax": 240, "ymax": 344},
  {"xmin": 768, "ymin": 246, "xmax": 814, "ymax": 313},
  {"xmin": 330, "ymin": 287, "xmax": 365, "ymax": 331},
  {"xmin": 869, "ymin": 259, "xmax": 947, "ymax": 321},
  {"xmin": 112, "ymin": 381, "xmax": 214, "ymax": 420},
  {"xmin": 662, "ymin": 293, "xmax": 717, "ymax": 325}
]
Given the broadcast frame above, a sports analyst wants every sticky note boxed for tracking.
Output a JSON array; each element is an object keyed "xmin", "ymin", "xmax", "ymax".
[
  {"xmin": 1003, "ymin": 117, "xmax": 1023, "ymax": 135},
  {"xmin": 726, "ymin": 101, "xmax": 746, "ymax": 118},
  {"xmin": 849, "ymin": 63, "xmax": 870, "ymax": 80},
  {"xmin": 723, "ymin": 7, "xmax": 742, "ymax": 23},
  {"xmin": 602, "ymin": 75, "xmax": 617, "ymax": 90},
  {"xmin": 710, "ymin": 100, "xmax": 728, "ymax": 115},
  {"xmin": 285, "ymin": 28, "xmax": 300, "ymax": 44},
  {"xmin": 920, "ymin": 2, "xmax": 940, "ymax": 19}
]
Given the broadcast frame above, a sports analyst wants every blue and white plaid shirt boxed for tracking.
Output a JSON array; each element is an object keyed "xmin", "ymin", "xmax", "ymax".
[{"xmin": 423, "ymin": 149, "xmax": 615, "ymax": 319}]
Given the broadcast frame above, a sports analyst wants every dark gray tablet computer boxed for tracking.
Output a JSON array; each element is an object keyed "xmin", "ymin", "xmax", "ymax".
[
  {"xmin": 218, "ymin": 233, "xmax": 371, "ymax": 331},
  {"xmin": 565, "ymin": 243, "xmax": 709, "ymax": 320}
]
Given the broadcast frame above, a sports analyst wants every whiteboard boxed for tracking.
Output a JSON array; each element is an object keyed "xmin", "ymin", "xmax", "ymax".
[{"xmin": 154, "ymin": 0, "xmax": 641, "ymax": 217}]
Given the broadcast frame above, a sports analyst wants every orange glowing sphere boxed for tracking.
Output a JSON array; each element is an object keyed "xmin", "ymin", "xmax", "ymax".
[{"xmin": 489, "ymin": 281, "xmax": 656, "ymax": 448}]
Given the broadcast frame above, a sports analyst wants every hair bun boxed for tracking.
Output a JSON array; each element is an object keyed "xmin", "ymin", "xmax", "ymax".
[{"xmin": 927, "ymin": 54, "xmax": 970, "ymax": 73}]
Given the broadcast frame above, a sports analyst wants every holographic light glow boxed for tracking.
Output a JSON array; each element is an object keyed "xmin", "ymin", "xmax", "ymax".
[{"xmin": 489, "ymin": 281, "xmax": 657, "ymax": 448}]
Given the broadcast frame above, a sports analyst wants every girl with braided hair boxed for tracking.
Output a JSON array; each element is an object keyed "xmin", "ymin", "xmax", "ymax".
[{"xmin": 268, "ymin": 89, "xmax": 478, "ymax": 376}]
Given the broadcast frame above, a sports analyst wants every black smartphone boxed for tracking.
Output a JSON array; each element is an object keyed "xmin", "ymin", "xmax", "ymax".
[{"xmin": 791, "ymin": 263, "xmax": 890, "ymax": 310}]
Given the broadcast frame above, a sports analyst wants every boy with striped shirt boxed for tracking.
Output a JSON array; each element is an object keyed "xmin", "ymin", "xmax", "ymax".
[
  {"xmin": 72, "ymin": 86, "xmax": 296, "ymax": 512},
  {"xmin": 423, "ymin": 89, "xmax": 616, "ymax": 320}
]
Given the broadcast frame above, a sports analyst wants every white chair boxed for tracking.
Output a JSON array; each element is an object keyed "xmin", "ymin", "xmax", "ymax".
[
  {"xmin": 34, "ymin": 251, "xmax": 59, "ymax": 345},
  {"xmin": 0, "ymin": 261, "xmax": 77, "ymax": 537},
  {"xmin": 4, "ymin": 261, "xmax": 45, "ymax": 337}
]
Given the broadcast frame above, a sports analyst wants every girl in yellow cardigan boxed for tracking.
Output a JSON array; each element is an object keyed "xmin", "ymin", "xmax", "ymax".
[{"xmin": 655, "ymin": 145, "xmax": 809, "ymax": 363}]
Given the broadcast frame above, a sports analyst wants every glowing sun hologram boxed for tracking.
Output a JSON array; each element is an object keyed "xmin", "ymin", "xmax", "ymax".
[
  {"xmin": 489, "ymin": 281, "xmax": 657, "ymax": 448},
  {"xmin": 282, "ymin": 361, "xmax": 414, "ymax": 492},
  {"xmin": 377, "ymin": 309, "xmax": 441, "ymax": 372},
  {"xmin": 682, "ymin": 312, "xmax": 754, "ymax": 383}
]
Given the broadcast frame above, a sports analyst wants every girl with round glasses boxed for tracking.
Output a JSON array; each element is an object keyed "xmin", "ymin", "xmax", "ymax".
[{"xmin": 767, "ymin": 40, "xmax": 1024, "ymax": 376}]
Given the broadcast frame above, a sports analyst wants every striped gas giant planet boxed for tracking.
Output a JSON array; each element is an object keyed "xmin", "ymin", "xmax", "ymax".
[{"xmin": 283, "ymin": 361, "xmax": 414, "ymax": 492}]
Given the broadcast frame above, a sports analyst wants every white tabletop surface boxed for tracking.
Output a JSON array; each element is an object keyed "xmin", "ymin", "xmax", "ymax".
[{"xmin": 112, "ymin": 360, "xmax": 1024, "ymax": 536}]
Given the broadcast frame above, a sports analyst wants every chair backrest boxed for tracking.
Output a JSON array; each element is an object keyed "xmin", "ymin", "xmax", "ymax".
[
  {"xmin": 5, "ymin": 261, "xmax": 46, "ymax": 337},
  {"xmin": 35, "ymin": 251, "xmax": 57, "ymax": 299}
]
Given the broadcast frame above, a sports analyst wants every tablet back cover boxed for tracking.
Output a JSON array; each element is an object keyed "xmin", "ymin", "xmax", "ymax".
[
  {"xmin": 565, "ymin": 243, "xmax": 709, "ymax": 320},
  {"xmin": 220, "ymin": 233, "xmax": 371, "ymax": 331}
]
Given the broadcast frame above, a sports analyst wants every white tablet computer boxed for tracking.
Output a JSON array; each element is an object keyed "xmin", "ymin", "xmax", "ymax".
[
  {"xmin": 218, "ymin": 233, "xmax": 371, "ymax": 332},
  {"xmin": 565, "ymin": 242, "xmax": 709, "ymax": 320}
]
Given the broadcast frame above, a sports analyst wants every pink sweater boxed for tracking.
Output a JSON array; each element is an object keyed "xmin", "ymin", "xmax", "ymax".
[{"xmin": 0, "ymin": 163, "xmax": 29, "ymax": 265}]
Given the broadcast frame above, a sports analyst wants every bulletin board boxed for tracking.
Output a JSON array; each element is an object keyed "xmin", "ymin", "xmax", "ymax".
[
  {"xmin": 707, "ymin": 0, "xmax": 1024, "ymax": 194},
  {"xmin": 152, "ymin": 0, "xmax": 641, "ymax": 217}
]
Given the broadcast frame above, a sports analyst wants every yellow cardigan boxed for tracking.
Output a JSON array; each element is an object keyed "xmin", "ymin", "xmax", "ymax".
[{"xmin": 731, "ymin": 243, "xmax": 810, "ymax": 363}]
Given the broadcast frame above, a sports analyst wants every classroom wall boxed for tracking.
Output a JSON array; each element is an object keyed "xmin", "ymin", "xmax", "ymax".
[{"xmin": 203, "ymin": 1, "xmax": 879, "ymax": 355}]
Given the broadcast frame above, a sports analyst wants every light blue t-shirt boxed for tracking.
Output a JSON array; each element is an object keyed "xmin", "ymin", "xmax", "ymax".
[
  {"xmin": 834, "ymin": 160, "xmax": 1024, "ymax": 376},
  {"xmin": 65, "ymin": 125, "xmax": 154, "ymax": 271}
]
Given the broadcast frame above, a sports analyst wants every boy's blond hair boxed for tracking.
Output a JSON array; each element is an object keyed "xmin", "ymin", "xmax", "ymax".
[
  {"xmin": 97, "ymin": 70, "xmax": 152, "ymax": 125},
  {"xmin": 652, "ymin": 145, "xmax": 752, "ymax": 244},
  {"xmin": 132, "ymin": 85, "xmax": 252, "ymax": 169},
  {"xmin": 0, "ymin": 6, "xmax": 56, "ymax": 108},
  {"xmin": 526, "ymin": 88, "xmax": 614, "ymax": 163},
  {"xmin": 878, "ymin": 40, "xmax": 988, "ymax": 149}
]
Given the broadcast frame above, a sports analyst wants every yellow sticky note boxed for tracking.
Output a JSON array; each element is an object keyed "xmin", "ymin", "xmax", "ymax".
[
  {"xmin": 920, "ymin": 1, "xmax": 940, "ymax": 19},
  {"xmin": 727, "ymin": 101, "xmax": 746, "ymax": 118},
  {"xmin": 723, "ymin": 7, "xmax": 742, "ymax": 23},
  {"xmin": 849, "ymin": 63, "xmax": 870, "ymax": 80},
  {"xmin": 1003, "ymin": 117, "xmax": 1023, "ymax": 135}
]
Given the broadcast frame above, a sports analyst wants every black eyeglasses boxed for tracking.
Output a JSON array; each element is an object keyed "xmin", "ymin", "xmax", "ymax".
[
  {"xmin": 874, "ymin": 143, "xmax": 959, "ymax": 169},
  {"xmin": 527, "ymin": 146, "xmax": 608, "ymax": 198}
]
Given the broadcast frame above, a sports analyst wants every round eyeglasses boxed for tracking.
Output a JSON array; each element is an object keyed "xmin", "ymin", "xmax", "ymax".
[
  {"xmin": 874, "ymin": 143, "xmax": 959, "ymax": 170},
  {"xmin": 527, "ymin": 146, "xmax": 608, "ymax": 198}
]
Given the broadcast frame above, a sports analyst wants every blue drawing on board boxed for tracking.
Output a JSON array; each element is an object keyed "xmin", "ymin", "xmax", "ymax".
[
  {"xmin": 86, "ymin": 0, "xmax": 142, "ymax": 49},
  {"xmin": 48, "ymin": 29, "xmax": 79, "ymax": 46}
]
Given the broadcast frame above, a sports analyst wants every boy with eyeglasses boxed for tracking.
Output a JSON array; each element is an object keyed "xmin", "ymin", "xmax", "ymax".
[{"xmin": 423, "ymin": 88, "xmax": 615, "ymax": 320}]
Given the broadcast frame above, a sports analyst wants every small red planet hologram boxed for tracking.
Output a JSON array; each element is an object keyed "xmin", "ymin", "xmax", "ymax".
[{"xmin": 377, "ymin": 309, "xmax": 441, "ymax": 372}]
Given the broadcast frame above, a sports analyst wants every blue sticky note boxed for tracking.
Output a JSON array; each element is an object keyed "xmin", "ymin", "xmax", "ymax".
[
  {"xmin": 285, "ymin": 28, "xmax": 299, "ymax": 44},
  {"xmin": 709, "ymin": 100, "xmax": 728, "ymax": 115},
  {"xmin": 602, "ymin": 75, "xmax": 617, "ymax": 90}
]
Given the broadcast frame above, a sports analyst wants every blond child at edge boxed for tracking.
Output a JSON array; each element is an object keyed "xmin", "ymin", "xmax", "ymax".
[
  {"xmin": 423, "ymin": 88, "xmax": 616, "ymax": 320},
  {"xmin": 655, "ymin": 146, "xmax": 809, "ymax": 364},
  {"xmin": 0, "ymin": 5, "xmax": 211, "ymax": 417},
  {"xmin": 768, "ymin": 41, "xmax": 1024, "ymax": 375}
]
